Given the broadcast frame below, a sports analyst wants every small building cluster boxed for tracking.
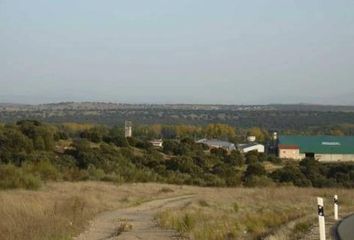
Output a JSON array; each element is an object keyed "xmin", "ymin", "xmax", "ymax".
[
  {"xmin": 124, "ymin": 121, "xmax": 354, "ymax": 162},
  {"xmin": 197, "ymin": 135, "xmax": 354, "ymax": 162}
]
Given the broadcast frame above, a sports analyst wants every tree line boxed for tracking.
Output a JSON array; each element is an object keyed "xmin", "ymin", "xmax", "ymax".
[{"xmin": 0, "ymin": 120, "xmax": 353, "ymax": 190}]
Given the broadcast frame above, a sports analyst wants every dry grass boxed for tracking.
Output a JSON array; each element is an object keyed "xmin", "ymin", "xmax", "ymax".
[
  {"xmin": 157, "ymin": 186, "xmax": 354, "ymax": 240},
  {"xmin": 2, "ymin": 182, "xmax": 354, "ymax": 240},
  {"xmin": 0, "ymin": 182, "xmax": 188, "ymax": 240}
]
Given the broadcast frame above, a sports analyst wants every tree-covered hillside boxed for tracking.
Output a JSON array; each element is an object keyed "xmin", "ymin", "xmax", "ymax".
[{"xmin": 1, "ymin": 120, "xmax": 353, "ymax": 190}]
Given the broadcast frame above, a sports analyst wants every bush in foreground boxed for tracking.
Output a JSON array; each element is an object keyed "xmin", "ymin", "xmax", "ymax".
[{"xmin": 0, "ymin": 164, "xmax": 41, "ymax": 190}]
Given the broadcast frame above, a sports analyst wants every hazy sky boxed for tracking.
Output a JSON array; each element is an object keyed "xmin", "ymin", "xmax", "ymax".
[{"xmin": 1, "ymin": 0, "xmax": 354, "ymax": 105}]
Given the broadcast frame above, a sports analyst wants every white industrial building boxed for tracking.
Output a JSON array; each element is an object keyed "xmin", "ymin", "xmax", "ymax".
[
  {"xmin": 149, "ymin": 139, "xmax": 163, "ymax": 148},
  {"xmin": 237, "ymin": 143, "xmax": 265, "ymax": 153},
  {"xmin": 196, "ymin": 139, "xmax": 236, "ymax": 151}
]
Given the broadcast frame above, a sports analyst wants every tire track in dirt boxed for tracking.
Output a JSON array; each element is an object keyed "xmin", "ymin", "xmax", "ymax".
[{"xmin": 75, "ymin": 195, "xmax": 194, "ymax": 240}]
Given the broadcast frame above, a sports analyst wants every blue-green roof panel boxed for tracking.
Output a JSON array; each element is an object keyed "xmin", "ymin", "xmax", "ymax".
[{"xmin": 279, "ymin": 136, "xmax": 354, "ymax": 154}]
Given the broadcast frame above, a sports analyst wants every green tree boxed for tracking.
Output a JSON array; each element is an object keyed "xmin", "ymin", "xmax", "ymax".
[
  {"xmin": 0, "ymin": 127, "xmax": 33, "ymax": 164},
  {"xmin": 271, "ymin": 165, "xmax": 311, "ymax": 187},
  {"xmin": 225, "ymin": 150, "xmax": 245, "ymax": 167},
  {"xmin": 80, "ymin": 126, "xmax": 109, "ymax": 143},
  {"xmin": 244, "ymin": 163, "xmax": 266, "ymax": 178},
  {"xmin": 204, "ymin": 124, "xmax": 236, "ymax": 139},
  {"xmin": 247, "ymin": 127, "xmax": 268, "ymax": 143}
]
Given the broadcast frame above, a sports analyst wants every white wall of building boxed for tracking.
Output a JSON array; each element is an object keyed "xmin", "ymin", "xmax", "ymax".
[
  {"xmin": 150, "ymin": 140, "xmax": 163, "ymax": 148},
  {"xmin": 315, "ymin": 154, "xmax": 354, "ymax": 162},
  {"xmin": 279, "ymin": 150, "xmax": 354, "ymax": 162},
  {"xmin": 241, "ymin": 144, "xmax": 264, "ymax": 153}
]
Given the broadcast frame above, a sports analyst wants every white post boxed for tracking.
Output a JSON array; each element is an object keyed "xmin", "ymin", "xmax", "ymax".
[
  {"xmin": 334, "ymin": 195, "xmax": 338, "ymax": 221},
  {"xmin": 317, "ymin": 197, "xmax": 326, "ymax": 240}
]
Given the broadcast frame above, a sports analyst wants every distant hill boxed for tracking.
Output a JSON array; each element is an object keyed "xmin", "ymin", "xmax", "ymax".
[
  {"xmin": 1, "ymin": 102, "xmax": 354, "ymax": 112},
  {"xmin": 1, "ymin": 102, "xmax": 354, "ymax": 130},
  {"xmin": 267, "ymin": 104, "xmax": 354, "ymax": 112}
]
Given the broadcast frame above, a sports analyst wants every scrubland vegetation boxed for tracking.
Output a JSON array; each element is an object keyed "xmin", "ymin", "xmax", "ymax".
[
  {"xmin": 1, "ymin": 120, "xmax": 354, "ymax": 239},
  {"xmin": 0, "ymin": 120, "xmax": 354, "ymax": 190}
]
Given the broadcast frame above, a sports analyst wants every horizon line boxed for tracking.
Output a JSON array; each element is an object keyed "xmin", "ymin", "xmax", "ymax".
[{"xmin": 1, "ymin": 101, "xmax": 354, "ymax": 107}]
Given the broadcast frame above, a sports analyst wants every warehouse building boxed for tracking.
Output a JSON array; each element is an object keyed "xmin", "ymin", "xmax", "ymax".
[
  {"xmin": 197, "ymin": 139, "xmax": 236, "ymax": 152},
  {"xmin": 237, "ymin": 143, "xmax": 265, "ymax": 153},
  {"xmin": 149, "ymin": 139, "xmax": 163, "ymax": 148},
  {"xmin": 278, "ymin": 136, "xmax": 354, "ymax": 162}
]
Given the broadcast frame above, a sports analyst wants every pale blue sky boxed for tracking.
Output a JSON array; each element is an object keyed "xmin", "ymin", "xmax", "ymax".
[{"xmin": 1, "ymin": 0, "xmax": 354, "ymax": 104}]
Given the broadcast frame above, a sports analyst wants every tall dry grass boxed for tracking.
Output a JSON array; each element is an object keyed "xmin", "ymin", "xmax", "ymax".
[
  {"xmin": 0, "ymin": 182, "xmax": 186, "ymax": 240},
  {"xmin": 2, "ymin": 182, "xmax": 354, "ymax": 240},
  {"xmin": 157, "ymin": 186, "xmax": 354, "ymax": 240}
]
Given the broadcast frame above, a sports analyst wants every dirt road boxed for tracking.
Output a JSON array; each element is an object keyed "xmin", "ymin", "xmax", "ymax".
[{"xmin": 75, "ymin": 195, "xmax": 194, "ymax": 240}]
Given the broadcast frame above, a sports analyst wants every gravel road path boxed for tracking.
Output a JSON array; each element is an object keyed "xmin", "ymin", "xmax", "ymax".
[{"xmin": 75, "ymin": 195, "xmax": 194, "ymax": 240}]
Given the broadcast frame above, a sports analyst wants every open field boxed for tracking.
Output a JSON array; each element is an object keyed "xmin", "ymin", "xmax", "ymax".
[{"xmin": 1, "ymin": 182, "xmax": 354, "ymax": 240}]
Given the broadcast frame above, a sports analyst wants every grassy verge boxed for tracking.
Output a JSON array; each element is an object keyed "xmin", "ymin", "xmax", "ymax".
[
  {"xmin": 2, "ymin": 182, "xmax": 354, "ymax": 240},
  {"xmin": 156, "ymin": 186, "xmax": 354, "ymax": 240},
  {"xmin": 0, "ymin": 182, "xmax": 186, "ymax": 240}
]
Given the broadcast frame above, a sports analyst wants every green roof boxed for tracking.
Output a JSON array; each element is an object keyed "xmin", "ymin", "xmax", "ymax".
[{"xmin": 279, "ymin": 136, "xmax": 354, "ymax": 154}]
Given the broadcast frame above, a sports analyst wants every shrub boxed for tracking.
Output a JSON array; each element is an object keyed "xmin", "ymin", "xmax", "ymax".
[
  {"xmin": 203, "ymin": 174, "xmax": 226, "ymax": 187},
  {"xmin": 232, "ymin": 202, "xmax": 239, "ymax": 213},
  {"xmin": 100, "ymin": 173, "xmax": 124, "ymax": 184},
  {"xmin": 225, "ymin": 173, "xmax": 243, "ymax": 187},
  {"xmin": 258, "ymin": 153, "xmax": 267, "ymax": 162},
  {"xmin": 20, "ymin": 174, "xmax": 42, "ymax": 190},
  {"xmin": 23, "ymin": 160, "xmax": 60, "ymax": 181},
  {"xmin": 35, "ymin": 160, "xmax": 60, "ymax": 181},
  {"xmin": 267, "ymin": 155, "xmax": 282, "ymax": 164},
  {"xmin": 350, "ymin": 170, "xmax": 354, "ymax": 180},
  {"xmin": 210, "ymin": 148, "xmax": 228, "ymax": 158},
  {"xmin": 246, "ymin": 155, "xmax": 259, "ymax": 165},
  {"xmin": 87, "ymin": 165, "xmax": 105, "ymax": 180},
  {"xmin": 293, "ymin": 222, "xmax": 311, "ymax": 234},
  {"xmin": 180, "ymin": 213, "xmax": 196, "ymax": 232},
  {"xmin": 198, "ymin": 200, "xmax": 210, "ymax": 207},
  {"xmin": 162, "ymin": 140, "xmax": 179, "ymax": 154},
  {"xmin": 226, "ymin": 150, "xmax": 245, "ymax": 167},
  {"xmin": 0, "ymin": 164, "xmax": 41, "ymax": 190},
  {"xmin": 244, "ymin": 176, "xmax": 274, "ymax": 187},
  {"xmin": 271, "ymin": 165, "xmax": 311, "ymax": 187},
  {"xmin": 165, "ymin": 172, "xmax": 191, "ymax": 185},
  {"xmin": 187, "ymin": 177, "xmax": 206, "ymax": 186},
  {"xmin": 244, "ymin": 163, "xmax": 266, "ymax": 178},
  {"xmin": 62, "ymin": 168, "xmax": 90, "ymax": 181}
]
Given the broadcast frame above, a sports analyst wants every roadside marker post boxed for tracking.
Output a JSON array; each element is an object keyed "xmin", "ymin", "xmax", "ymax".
[
  {"xmin": 317, "ymin": 197, "xmax": 326, "ymax": 240},
  {"xmin": 334, "ymin": 195, "xmax": 339, "ymax": 221}
]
